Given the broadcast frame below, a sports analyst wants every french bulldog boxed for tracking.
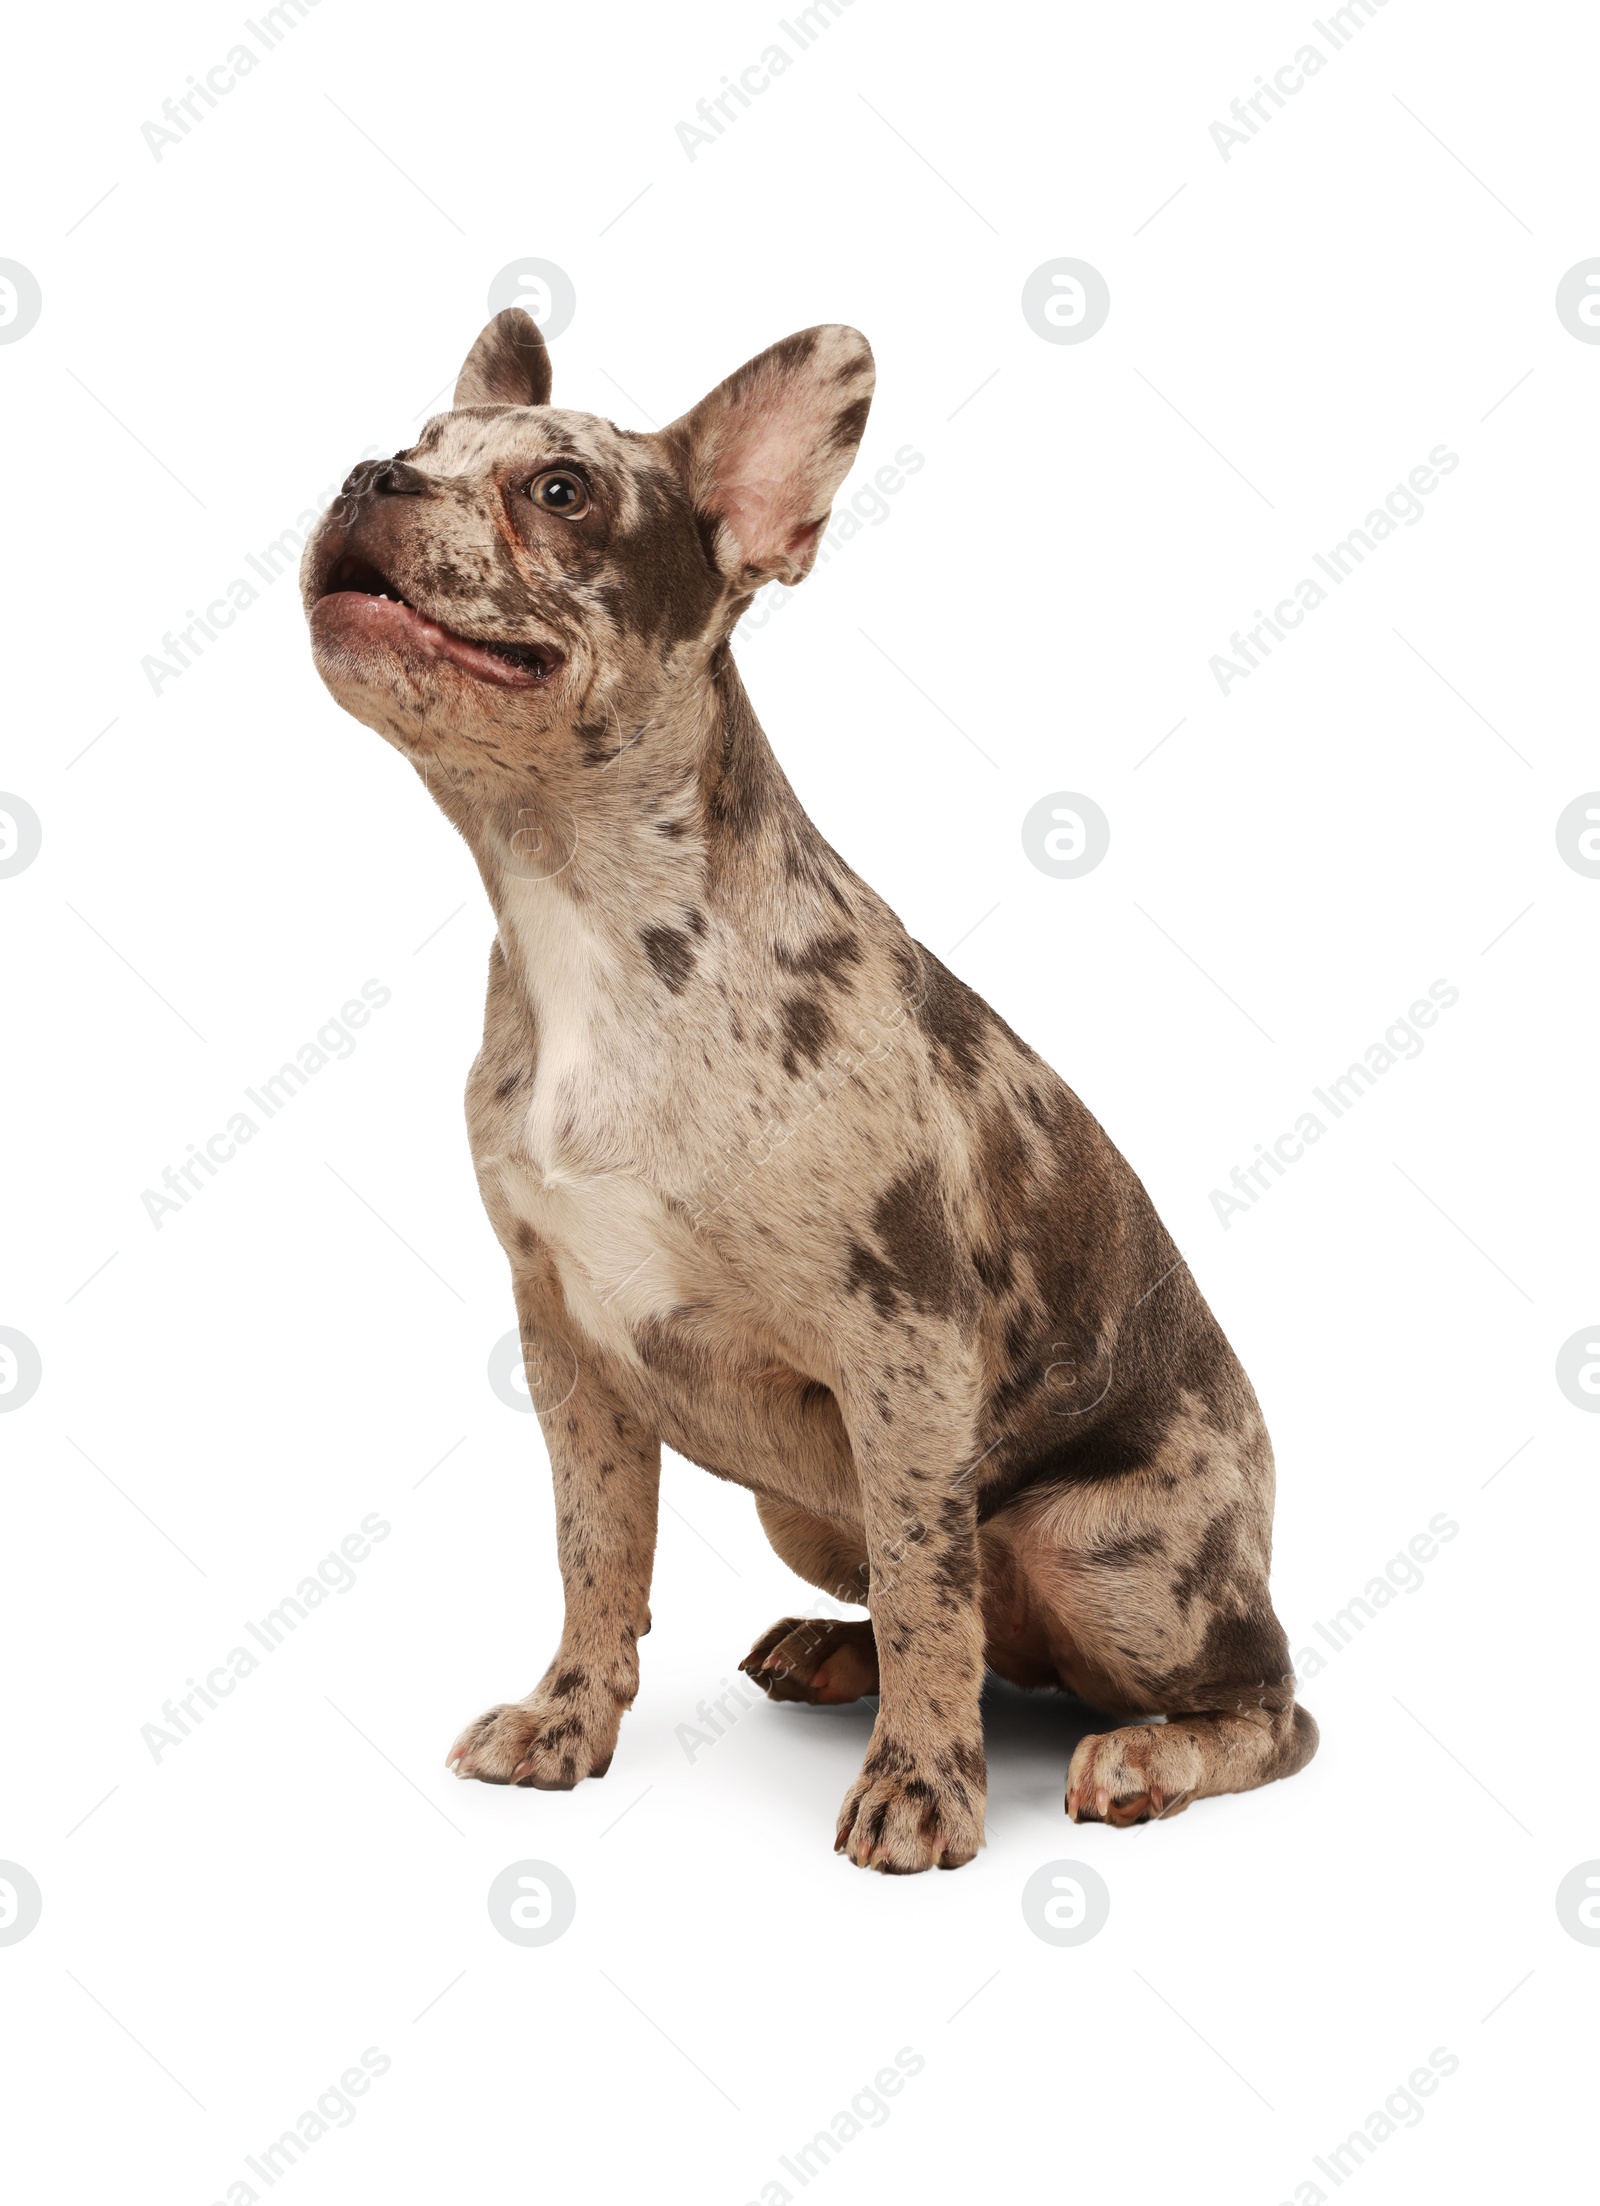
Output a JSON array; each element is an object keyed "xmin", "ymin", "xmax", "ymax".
[{"xmin": 301, "ymin": 309, "xmax": 1316, "ymax": 1871}]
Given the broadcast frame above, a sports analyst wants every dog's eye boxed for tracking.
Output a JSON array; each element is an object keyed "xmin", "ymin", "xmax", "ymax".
[{"xmin": 526, "ymin": 470, "xmax": 590, "ymax": 518}]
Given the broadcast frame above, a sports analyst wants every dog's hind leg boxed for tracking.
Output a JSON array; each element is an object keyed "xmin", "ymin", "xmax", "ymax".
[
  {"xmin": 1066, "ymin": 1700, "xmax": 1318, "ymax": 1826},
  {"xmin": 741, "ymin": 1615, "xmax": 880, "ymax": 1703},
  {"xmin": 752, "ymin": 1495, "xmax": 870, "ymax": 1603},
  {"xmin": 990, "ymin": 1397, "xmax": 1318, "ymax": 1827},
  {"xmin": 740, "ymin": 1498, "xmax": 879, "ymax": 1704}
]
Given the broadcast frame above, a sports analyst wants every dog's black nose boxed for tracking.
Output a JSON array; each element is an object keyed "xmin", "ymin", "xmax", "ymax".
[
  {"xmin": 339, "ymin": 458, "xmax": 382, "ymax": 500},
  {"xmin": 369, "ymin": 458, "xmax": 433, "ymax": 497}
]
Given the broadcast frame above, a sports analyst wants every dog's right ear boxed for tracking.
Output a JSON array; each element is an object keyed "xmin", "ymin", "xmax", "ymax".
[
  {"xmin": 454, "ymin": 309, "xmax": 553, "ymax": 408},
  {"xmin": 661, "ymin": 325, "xmax": 875, "ymax": 589}
]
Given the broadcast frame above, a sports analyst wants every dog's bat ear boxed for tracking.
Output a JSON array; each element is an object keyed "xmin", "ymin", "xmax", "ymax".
[
  {"xmin": 660, "ymin": 325, "xmax": 875, "ymax": 588},
  {"xmin": 454, "ymin": 309, "xmax": 553, "ymax": 408}
]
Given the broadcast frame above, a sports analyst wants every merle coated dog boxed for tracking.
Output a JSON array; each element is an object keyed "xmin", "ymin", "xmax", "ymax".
[{"xmin": 302, "ymin": 310, "xmax": 1316, "ymax": 1871}]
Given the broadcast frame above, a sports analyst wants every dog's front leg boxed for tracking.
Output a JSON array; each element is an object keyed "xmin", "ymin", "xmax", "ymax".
[
  {"xmin": 449, "ymin": 1302, "xmax": 659, "ymax": 1791},
  {"xmin": 834, "ymin": 1412, "xmax": 987, "ymax": 1873}
]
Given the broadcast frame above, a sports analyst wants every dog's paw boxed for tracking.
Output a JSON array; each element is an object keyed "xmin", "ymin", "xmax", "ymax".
[
  {"xmin": 834, "ymin": 1734, "xmax": 985, "ymax": 1873},
  {"xmin": 739, "ymin": 1616, "xmax": 879, "ymax": 1704},
  {"xmin": 1066, "ymin": 1723, "xmax": 1202, "ymax": 1827},
  {"xmin": 447, "ymin": 1688, "xmax": 619, "ymax": 1791}
]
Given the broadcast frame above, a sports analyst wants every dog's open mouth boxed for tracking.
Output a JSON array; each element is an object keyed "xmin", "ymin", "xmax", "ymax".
[{"xmin": 314, "ymin": 555, "xmax": 562, "ymax": 689}]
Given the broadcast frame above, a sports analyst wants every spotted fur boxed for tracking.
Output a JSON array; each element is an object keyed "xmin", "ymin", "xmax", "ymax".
[{"xmin": 301, "ymin": 311, "xmax": 1316, "ymax": 1869}]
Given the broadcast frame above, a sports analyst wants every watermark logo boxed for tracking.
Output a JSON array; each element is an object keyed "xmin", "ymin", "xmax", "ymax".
[
  {"xmin": 140, "ymin": 1514, "xmax": 392, "ymax": 1762},
  {"xmin": 0, "ymin": 1328, "xmax": 42, "ymax": 1413},
  {"xmin": 487, "ymin": 1330, "xmax": 578, "ymax": 1414},
  {"xmin": 1021, "ymin": 1858, "xmax": 1111, "ymax": 1945},
  {"xmin": 741, "ymin": 444, "xmax": 926, "ymax": 637},
  {"xmin": 0, "ymin": 794, "xmax": 41, "ymax": 879},
  {"xmin": 215, "ymin": 2047, "xmax": 392, "ymax": 2196},
  {"xmin": 1210, "ymin": 446, "xmax": 1460, "ymax": 696},
  {"xmin": 502, "ymin": 795, "xmax": 579, "ymax": 882},
  {"xmin": 141, "ymin": 450, "xmax": 384, "ymax": 698},
  {"xmin": 1280, "ymin": 2047, "xmax": 1461, "ymax": 2197},
  {"xmin": 1555, "ymin": 260, "xmax": 1600, "ymax": 343},
  {"xmin": 0, "ymin": 262, "xmax": 41, "ymax": 345},
  {"xmin": 0, "ymin": 1862, "xmax": 43, "ymax": 1946},
  {"xmin": 742, "ymin": 2048, "xmax": 926, "ymax": 2195},
  {"xmin": 1022, "ymin": 791, "xmax": 1110, "ymax": 877},
  {"xmin": 677, "ymin": 1675, "xmax": 763, "ymax": 1761},
  {"xmin": 1555, "ymin": 1861, "xmax": 1600, "ymax": 1944},
  {"xmin": 1209, "ymin": 1, "xmax": 1391, "ymax": 165},
  {"xmin": 1211, "ymin": 980, "xmax": 1459, "ymax": 1229},
  {"xmin": 141, "ymin": 982, "xmax": 392, "ymax": 1230},
  {"xmin": 1043, "ymin": 1330, "xmax": 1116, "ymax": 1417},
  {"xmin": 1021, "ymin": 259, "xmax": 1110, "ymax": 345},
  {"xmin": 1555, "ymin": 1328, "xmax": 1600, "ymax": 1412},
  {"xmin": 674, "ymin": 1, "xmax": 857, "ymax": 163},
  {"xmin": 1555, "ymin": 793, "xmax": 1600, "ymax": 876},
  {"xmin": 487, "ymin": 1859, "xmax": 576, "ymax": 1946},
  {"xmin": 487, "ymin": 259, "xmax": 576, "ymax": 343},
  {"xmin": 139, "ymin": 1, "xmax": 325, "ymax": 164},
  {"xmin": 1291, "ymin": 1513, "xmax": 1458, "ymax": 1682}
]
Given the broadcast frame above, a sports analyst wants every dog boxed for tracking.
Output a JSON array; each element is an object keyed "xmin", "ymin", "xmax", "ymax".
[{"xmin": 301, "ymin": 309, "xmax": 1317, "ymax": 1872}]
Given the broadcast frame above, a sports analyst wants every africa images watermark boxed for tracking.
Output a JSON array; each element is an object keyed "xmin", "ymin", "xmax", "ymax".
[
  {"xmin": 739, "ymin": 442, "xmax": 926, "ymax": 638},
  {"xmin": 1210, "ymin": 0, "xmax": 1394, "ymax": 163},
  {"xmin": 141, "ymin": 1513, "xmax": 391, "ymax": 1763},
  {"xmin": 140, "ymin": 450, "xmax": 381, "ymax": 697},
  {"xmin": 675, "ymin": 0, "xmax": 859, "ymax": 160},
  {"xmin": 140, "ymin": 980, "xmax": 392, "ymax": 1228},
  {"xmin": 1210, "ymin": 979, "xmax": 1458, "ymax": 1228},
  {"xmin": 741, "ymin": 2048, "xmax": 925, "ymax": 2204},
  {"xmin": 206, "ymin": 2046, "xmax": 391, "ymax": 2206},
  {"xmin": 1276, "ymin": 2045, "xmax": 1458, "ymax": 2205},
  {"xmin": 1209, "ymin": 444, "xmax": 1459, "ymax": 697},
  {"xmin": 677, "ymin": 1673, "xmax": 765, "ymax": 1762},
  {"xmin": 1290, "ymin": 1511, "xmax": 1458, "ymax": 1685},
  {"xmin": 140, "ymin": 0, "xmax": 326, "ymax": 162}
]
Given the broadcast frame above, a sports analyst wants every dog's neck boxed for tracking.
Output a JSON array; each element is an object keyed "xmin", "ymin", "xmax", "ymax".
[{"xmin": 413, "ymin": 650, "xmax": 841, "ymax": 1017}]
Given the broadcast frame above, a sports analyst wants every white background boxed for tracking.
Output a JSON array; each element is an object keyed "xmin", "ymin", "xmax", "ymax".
[{"xmin": 1, "ymin": 1, "xmax": 1595, "ymax": 2198}]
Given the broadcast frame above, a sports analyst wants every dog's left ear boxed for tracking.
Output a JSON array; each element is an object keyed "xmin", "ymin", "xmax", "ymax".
[
  {"xmin": 454, "ymin": 309, "xmax": 553, "ymax": 407},
  {"xmin": 662, "ymin": 326, "xmax": 875, "ymax": 588}
]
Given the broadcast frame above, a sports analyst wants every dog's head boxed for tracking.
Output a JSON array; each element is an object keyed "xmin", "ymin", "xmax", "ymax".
[{"xmin": 302, "ymin": 311, "xmax": 875, "ymax": 769}]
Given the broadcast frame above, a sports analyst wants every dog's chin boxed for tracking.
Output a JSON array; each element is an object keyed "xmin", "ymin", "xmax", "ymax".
[{"xmin": 310, "ymin": 591, "xmax": 563, "ymax": 698}]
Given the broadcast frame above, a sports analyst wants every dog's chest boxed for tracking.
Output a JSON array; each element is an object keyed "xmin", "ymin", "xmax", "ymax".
[{"xmin": 479, "ymin": 885, "xmax": 712, "ymax": 1364}]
